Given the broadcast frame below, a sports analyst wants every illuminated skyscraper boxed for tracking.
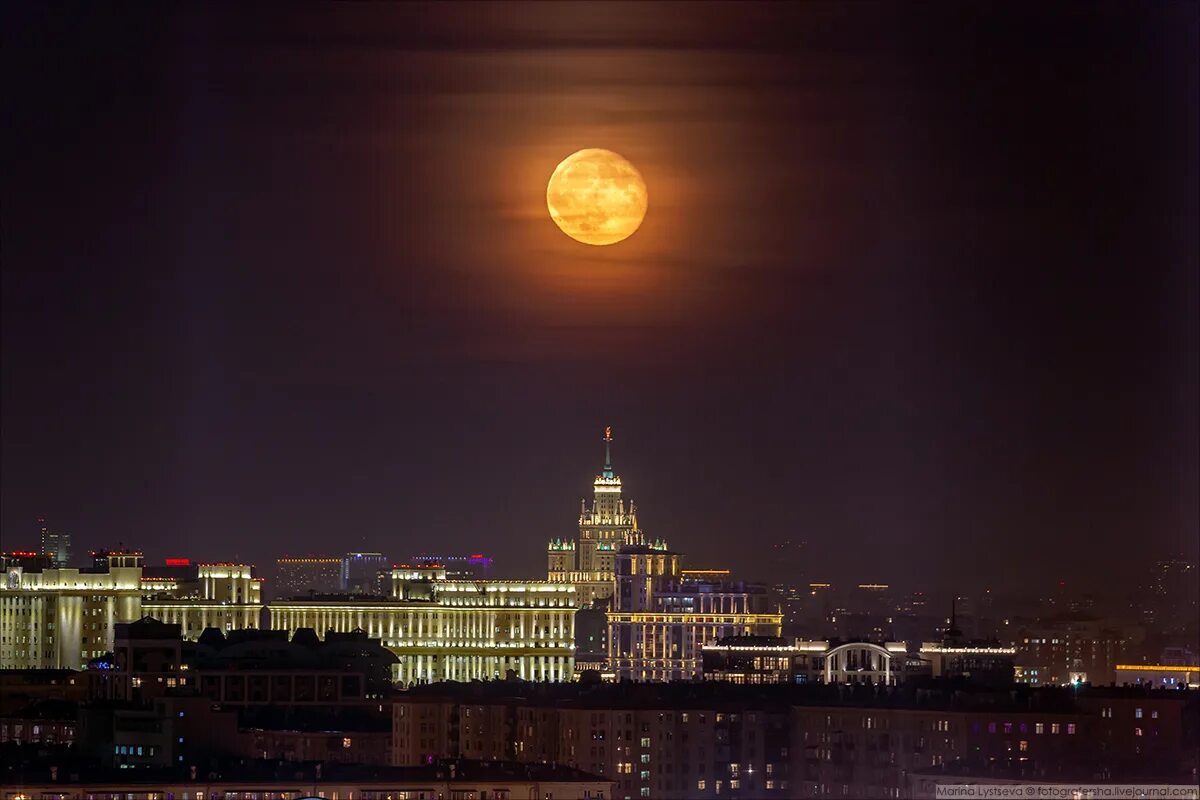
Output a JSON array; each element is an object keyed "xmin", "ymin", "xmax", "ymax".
[{"xmin": 547, "ymin": 427, "xmax": 666, "ymax": 604}]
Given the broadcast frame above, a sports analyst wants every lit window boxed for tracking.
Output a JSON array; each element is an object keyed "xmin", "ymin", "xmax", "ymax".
[
  {"xmin": 698, "ymin": 780, "xmax": 706, "ymax": 790},
  {"xmin": 1067, "ymin": 724, "xmax": 1076, "ymax": 735},
  {"xmin": 1135, "ymin": 727, "xmax": 1143, "ymax": 737},
  {"xmin": 1135, "ymin": 708, "xmax": 1143, "ymax": 719},
  {"xmin": 1035, "ymin": 723, "xmax": 1044, "ymax": 734},
  {"xmin": 343, "ymin": 737, "xmax": 352, "ymax": 748}
]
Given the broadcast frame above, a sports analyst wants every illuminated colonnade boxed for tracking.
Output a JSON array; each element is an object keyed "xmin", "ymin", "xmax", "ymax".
[{"xmin": 271, "ymin": 581, "xmax": 578, "ymax": 685}]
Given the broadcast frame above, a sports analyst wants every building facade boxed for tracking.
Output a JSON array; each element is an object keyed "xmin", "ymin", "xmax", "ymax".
[
  {"xmin": 0, "ymin": 549, "xmax": 143, "ymax": 669},
  {"xmin": 389, "ymin": 682, "xmax": 1198, "ymax": 800},
  {"xmin": 38, "ymin": 517, "xmax": 72, "ymax": 567},
  {"xmin": 271, "ymin": 575, "xmax": 578, "ymax": 684},
  {"xmin": 273, "ymin": 556, "xmax": 342, "ymax": 598},
  {"xmin": 919, "ymin": 641, "xmax": 1017, "ymax": 686},
  {"xmin": 701, "ymin": 636, "xmax": 804, "ymax": 684},
  {"xmin": 409, "ymin": 553, "xmax": 495, "ymax": 581},
  {"xmin": 141, "ymin": 562, "xmax": 264, "ymax": 636},
  {"xmin": 609, "ymin": 547, "xmax": 783, "ymax": 682},
  {"xmin": 341, "ymin": 551, "xmax": 388, "ymax": 593}
]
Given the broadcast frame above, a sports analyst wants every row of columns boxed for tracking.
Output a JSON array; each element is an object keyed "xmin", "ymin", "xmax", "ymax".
[
  {"xmin": 270, "ymin": 607, "xmax": 574, "ymax": 647},
  {"xmin": 395, "ymin": 654, "xmax": 573, "ymax": 685}
]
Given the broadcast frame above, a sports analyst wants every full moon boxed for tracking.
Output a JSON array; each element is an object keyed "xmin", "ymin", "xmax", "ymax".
[{"xmin": 546, "ymin": 149, "xmax": 647, "ymax": 246}]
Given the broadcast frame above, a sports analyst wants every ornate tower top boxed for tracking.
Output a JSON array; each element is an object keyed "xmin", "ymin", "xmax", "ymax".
[{"xmin": 602, "ymin": 426, "xmax": 614, "ymax": 479}]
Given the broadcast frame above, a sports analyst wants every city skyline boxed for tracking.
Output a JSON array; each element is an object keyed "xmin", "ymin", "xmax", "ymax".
[{"xmin": 5, "ymin": 426, "xmax": 1198, "ymax": 597}]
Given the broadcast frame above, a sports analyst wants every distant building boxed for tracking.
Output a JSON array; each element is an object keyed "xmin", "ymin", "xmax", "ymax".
[
  {"xmin": 919, "ymin": 641, "xmax": 1017, "ymax": 685},
  {"xmin": 37, "ymin": 517, "xmax": 71, "ymax": 567},
  {"xmin": 794, "ymin": 639, "xmax": 909, "ymax": 685},
  {"xmin": 547, "ymin": 427, "xmax": 665, "ymax": 605},
  {"xmin": 408, "ymin": 553, "xmax": 494, "ymax": 581},
  {"xmin": 1144, "ymin": 558, "xmax": 1199, "ymax": 634},
  {"xmin": 341, "ymin": 551, "xmax": 388, "ymax": 593},
  {"xmin": 574, "ymin": 600, "xmax": 609, "ymax": 666},
  {"xmin": 0, "ymin": 548, "xmax": 144, "ymax": 669},
  {"xmin": 1015, "ymin": 615, "xmax": 1133, "ymax": 686},
  {"xmin": 270, "ymin": 571, "xmax": 578, "ymax": 684},
  {"xmin": 918, "ymin": 604, "xmax": 1017, "ymax": 687},
  {"xmin": 1113, "ymin": 663, "xmax": 1199, "ymax": 689},
  {"xmin": 701, "ymin": 635, "xmax": 804, "ymax": 684},
  {"xmin": 141, "ymin": 562, "xmax": 264, "ymax": 637},
  {"xmin": 274, "ymin": 556, "xmax": 341, "ymax": 597},
  {"xmin": 608, "ymin": 546, "xmax": 782, "ymax": 681}
]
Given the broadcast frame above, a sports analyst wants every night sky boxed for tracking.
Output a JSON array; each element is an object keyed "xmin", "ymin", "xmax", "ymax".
[{"xmin": 4, "ymin": 2, "xmax": 1197, "ymax": 593}]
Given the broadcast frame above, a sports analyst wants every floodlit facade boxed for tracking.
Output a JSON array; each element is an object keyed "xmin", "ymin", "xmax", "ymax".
[
  {"xmin": 0, "ymin": 549, "xmax": 144, "ymax": 669},
  {"xmin": 271, "ymin": 575, "xmax": 578, "ymax": 684},
  {"xmin": 141, "ymin": 563, "xmax": 264, "ymax": 636},
  {"xmin": 609, "ymin": 547, "xmax": 783, "ymax": 681}
]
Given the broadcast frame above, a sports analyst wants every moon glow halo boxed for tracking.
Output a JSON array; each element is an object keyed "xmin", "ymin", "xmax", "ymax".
[{"xmin": 546, "ymin": 149, "xmax": 647, "ymax": 246}]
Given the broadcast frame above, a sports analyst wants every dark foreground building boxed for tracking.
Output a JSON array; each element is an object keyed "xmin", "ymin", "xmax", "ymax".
[{"xmin": 392, "ymin": 680, "xmax": 1199, "ymax": 800}]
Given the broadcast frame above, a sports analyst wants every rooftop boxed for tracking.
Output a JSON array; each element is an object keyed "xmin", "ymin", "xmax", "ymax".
[
  {"xmin": 396, "ymin": 678, "xmax": 1132, "ymax": 713},
  {"xmin": 2, "ymin": 759, "xmax": 608, "ymax": 787}
]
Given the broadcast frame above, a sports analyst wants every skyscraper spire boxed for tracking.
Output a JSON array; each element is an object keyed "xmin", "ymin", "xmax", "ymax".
[{"xmin": 602, "ymin": 426, "xmax": 614, "ymax": 478}]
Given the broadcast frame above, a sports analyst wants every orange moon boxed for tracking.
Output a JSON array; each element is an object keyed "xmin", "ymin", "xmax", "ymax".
[{"xmin": 546, "ymin": 149, "xmax": 648, "ymax": 246}]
